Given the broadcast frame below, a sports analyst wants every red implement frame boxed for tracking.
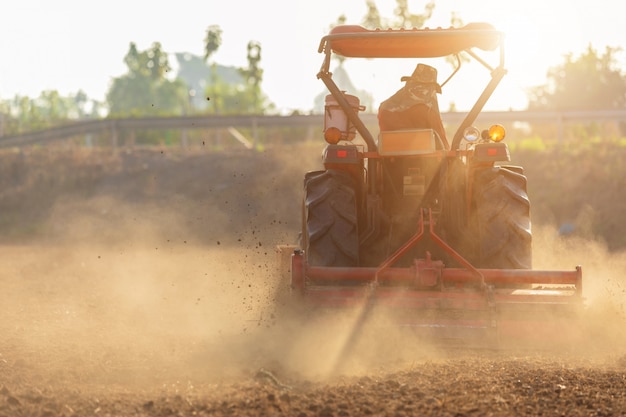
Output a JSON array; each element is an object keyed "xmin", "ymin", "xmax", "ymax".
[{"xmin": 290, "ymin": 209, "xmax": 583, "ymax": 345}]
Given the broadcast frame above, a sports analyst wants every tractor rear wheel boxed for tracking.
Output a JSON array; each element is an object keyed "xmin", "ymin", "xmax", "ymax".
[
  {"xmin": 470, "ymin": 165, "xmax": 532, "ymax": 269},
  {"xmin": 303, "ymin": 169, "xmax": 359, "ymax": 267}
]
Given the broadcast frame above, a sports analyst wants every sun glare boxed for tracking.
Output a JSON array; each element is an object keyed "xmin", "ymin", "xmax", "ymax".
[
  {"xmin": 313, "ymin": 0, "xmax": 590, "ymax": 113},
  {"xmin": 479, "ymin": 1, "xmax": 586, "ymax": 86}
]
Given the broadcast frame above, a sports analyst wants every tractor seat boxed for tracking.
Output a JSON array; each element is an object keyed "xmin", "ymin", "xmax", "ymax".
[{"xmin": 378, "ymin": 63, "xmax": 449, "ymax": 149}]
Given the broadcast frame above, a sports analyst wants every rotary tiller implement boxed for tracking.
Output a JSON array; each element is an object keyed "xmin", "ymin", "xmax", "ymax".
[
  {"xmin": 279, "ymin": 22, "xmax": 583, "ymax": 348},
  {"xmin": 289, "ymin": 208, "xmax": 583, "ymax": 347}
]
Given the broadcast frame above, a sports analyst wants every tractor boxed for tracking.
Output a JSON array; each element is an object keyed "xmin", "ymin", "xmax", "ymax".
[{"xmin": 279, "ymin": 23, "xmax": 582, "ymax": 347}]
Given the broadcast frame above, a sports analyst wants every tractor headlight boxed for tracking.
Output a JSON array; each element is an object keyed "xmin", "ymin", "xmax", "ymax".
[
  {"xmin": 487, "ymin": 124, "xmax": 506, "ymax": 142},
  {"xmin": 463, "ymin": 126, "xmax": 481, "ymax": 142}
]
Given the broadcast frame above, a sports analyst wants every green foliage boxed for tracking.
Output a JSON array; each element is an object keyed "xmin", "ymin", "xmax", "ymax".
[
  {"xmin": 236, "ymin": 41, "xmax": 266, "ymax": 113},
  {"xmin": 360, "ymin": 0, "xmax": 435, "ymax": 29},
  {"xmin": 527, "ymin": 46, "xmax": 626, "ymax": 140},
  {"xmin": 362, "ymin": 1, "xmax": 382, "ymax": 29},
  {"xmin": 107, "ymin": 42, "xmax": 189, "ymax": 116},
  {"xmin": 394, "ymin": 0, "xmax": 434, "ymax": 28},
  {"xmin": 204, "ymin": 25, "xmax": 223, "ymax": 62},
  {"xmin": 0, "ymin": 90, "xmax": 101, "ymax": 135},
  {"xmin": 205, "ymin": 81, "xmax": 273, "ymax": 115},
  {"xmin": 528, "ymin": 45, "xmax": 626, "ymax": 111},
  {"xmin": 201, "ymin": 26, "xmax": 272, "ymax": 115},
  {"xmin": 206, "ymin": 82, "xmax": 248, "ymax": 115},
  {"xmin": 241, "ymin": 41, "xmax": 263, "ymax": 90},
  {"xmin": 0, "ymin": 23, "xmax": 275, "ymax": 129},
  {"xmin": 516, "ymin": 136, "xmax": 547, "ymax": 152}
]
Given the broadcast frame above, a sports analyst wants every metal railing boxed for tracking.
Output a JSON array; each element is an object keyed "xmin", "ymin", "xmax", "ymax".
[{"xmin": 0, "ymin": 110, "xmax": 623, "ymax": 149}]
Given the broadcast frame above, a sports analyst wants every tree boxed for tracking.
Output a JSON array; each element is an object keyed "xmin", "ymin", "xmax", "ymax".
[
  {"xmin": 204, "ymin": 25, "xmax": 224, "ymax": 114},
  {"xmin": 360, "ymin": 0, "xmax": 435, "ymax": 29},
  {"xmin": 37, "ymin": 90, "xmax": 67, "ymax": 122},
  {"xmin": 528, "ymin": 45, "xmax": 626, "ymax": 111},
  {"xmin": 73, "ymin": 90, "xmax": 89, "ymax": 118},
  {"xmin": 244, "ymin": 42, "xmax": 262, "ymax": 87},
  {"xmin": 122, "ymin": 41, "xmax": 171, "ymax": 80},
  {"xmin": 361, "ymin": 1, "xmax": 382, "ymax": 29},
  {"xmin": 235, "ymin": 41, "xmax": 273, "ymax": 114},
  {"xmin": 528, "ymin": 45, "xmax": 626, "ymax": 140},
  {"xmin": 201, "ymin": 26, "xmax": 273, "ymax": 115},
  {"xmin": 204, "ymin": 25, "xmax": 223, "ymax": 62},
  {"xmin": 394, "ymin": 0, "xmax": 434, "ymax": 28},
  {"xmin": 107, "ymin": 42, "xmax": 188, "ymax": 116},
  {"xmin": 0, "ymin": 90, "xmax": 101, "ymax": 134}
]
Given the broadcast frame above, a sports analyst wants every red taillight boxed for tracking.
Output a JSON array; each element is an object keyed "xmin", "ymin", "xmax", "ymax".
[
  {"xmin": 322, "ymin": 145, "xmax": 360, "ymax": 165},
  {"xmin": 473, "ymin": 142, "xmax": 510, "ymax": 162}
]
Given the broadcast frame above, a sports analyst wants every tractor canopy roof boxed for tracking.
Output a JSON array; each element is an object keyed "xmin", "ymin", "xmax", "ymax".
[{"xmin": 319, "ymin": 22, "xmax": 502, "ymax": 58}]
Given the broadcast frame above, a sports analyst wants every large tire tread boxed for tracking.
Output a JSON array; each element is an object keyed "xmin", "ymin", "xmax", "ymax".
[
  {"xmin": 303, "ymin": 169, "xmax": 359, "ymax": 267},
  {"xmin": 471, "ymin": 166, "xmax": 532, "ymax": 269}
]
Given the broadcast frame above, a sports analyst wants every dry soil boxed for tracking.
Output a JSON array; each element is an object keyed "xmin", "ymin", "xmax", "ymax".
[{"xmin": 0, "ymin": 143, "xmax": 625, "ymax": 416}]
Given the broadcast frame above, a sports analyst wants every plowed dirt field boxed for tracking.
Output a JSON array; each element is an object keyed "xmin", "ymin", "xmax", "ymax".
[{"xmin": 0, "ymin": 143, "xmax": 625, "ymax": 416}]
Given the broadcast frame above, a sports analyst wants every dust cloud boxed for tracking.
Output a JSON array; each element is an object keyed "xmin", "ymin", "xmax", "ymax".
[
  {"xmin": 0, "ymin": 243, "xmax": 276, "ymax": 385},
  {"xmin": 4, "ymin": 217, "xmax": 624, "ymax": 389},
  {"xmin": 0, "ymin": 192, "xmax": 438, "ymax": 387},
  {"xmin": 0, "ymin": 147, "xmax": 314, "ymax": 387},
  {"xmin": 532, "ymin": 224, "xmax": 626, "ymax": 359},
  {"xmin": 2, "ymin": 146, "xmax": 625, "ymax": 392}
]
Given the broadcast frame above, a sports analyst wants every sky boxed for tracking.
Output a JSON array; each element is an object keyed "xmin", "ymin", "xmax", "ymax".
[{"xmin": 0, "ymin": 0, "xmax": 623, "ymax": 114}]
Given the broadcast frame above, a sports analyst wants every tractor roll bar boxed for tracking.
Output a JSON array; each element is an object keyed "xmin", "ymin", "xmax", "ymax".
[
  {"xmin": 317, "ymin": 23, "xmax": 506, "ymax": 152},
  {"xmin": 318, "ymin": 23, "xmax": 502, "ymax": 58}
]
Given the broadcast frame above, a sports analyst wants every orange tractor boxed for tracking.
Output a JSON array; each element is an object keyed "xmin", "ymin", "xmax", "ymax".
[{"xmin": 279, "ymin": 23, "xmax": 583, "ymax": 347}]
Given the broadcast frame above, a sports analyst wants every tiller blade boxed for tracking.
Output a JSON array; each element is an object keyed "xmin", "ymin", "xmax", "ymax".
[{"xmin": 290, "ymin": 209, "xmax": 584, "ymax": 348}]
